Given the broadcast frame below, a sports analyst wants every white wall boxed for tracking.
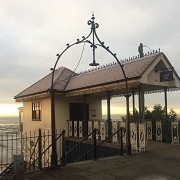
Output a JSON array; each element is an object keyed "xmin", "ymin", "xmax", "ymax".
[
  {"xmin": 23, "ymin": 97, "xmax": 51, "ymax": 132},
  {"xmin": 55, "ymin": 95, "xmax": 102, "ymax": 134},
  {"xmin": 22, "ymin": 94, "xmax": 102, "ymax": 133}
]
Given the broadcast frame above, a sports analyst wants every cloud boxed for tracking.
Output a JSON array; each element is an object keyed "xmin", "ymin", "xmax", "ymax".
[{"xmin": 0, "ymin": 0, "xmax": 180, "ymax": 116}]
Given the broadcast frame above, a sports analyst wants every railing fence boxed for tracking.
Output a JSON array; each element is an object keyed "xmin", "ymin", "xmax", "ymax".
[
  {"xmin": 146, "ymin": 120, "xmax": 180, "ymax": 144},
  {"xmin": 68, "ymin": 119, "xmax": 147, "ymax": 152},
  {"xmin": 0, "ymin": 129, "xmax": 64, "ymax": 177}
]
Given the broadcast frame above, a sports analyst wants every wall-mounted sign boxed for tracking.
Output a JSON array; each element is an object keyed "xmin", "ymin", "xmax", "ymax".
[{"xmin": 160, "ymin": 71, "xmax": 173, "ymax": 82}]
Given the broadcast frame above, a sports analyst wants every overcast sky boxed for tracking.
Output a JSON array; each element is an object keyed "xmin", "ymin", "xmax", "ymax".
[{"xmin": 0, "ymin": 0, "xmax": 180, "ymax": 116}]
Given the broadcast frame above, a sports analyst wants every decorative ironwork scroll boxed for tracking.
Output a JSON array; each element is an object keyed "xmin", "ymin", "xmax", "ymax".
[
  {"xmin": 171, "ymin": 122, "xmax": 179, "ymax": 144},
  {"xmin": 74, "ymin": 121, "xmax": 77, "ymax": 137},
  {"xmin": 112, "ymin": 121, "xmax": 118, "ymax": 143},
  {"xmin": 93, "ymin": 120, "xmax": 99, "ymax": 140},
  {"xmin": 88, "ymin": 120, "xmax": 92, "ymax": 140},
  {"xmin": 119, "ymin": 121, "xmax": 126, "ymax": 145},
  {"xmin": 69, "ymin": 121, "xmax": 72, "ymax": 137},
  {"xmin": 139, "ymin": 122, "xmax": 146, "ymax": 151},
  {"xmin": 147, "ymin": 121, "xmax": 152, "ymax": 140},
  {"xmin": 156, "ymin": 121, "xmax": 162, "ymax": 142},
  {"xmin": 100, "ymin": 120, "xmax": 106, "ymax": 141},
  {"xmin": 79, "ymin": 121, "xmax": 83, "ymax": 138},
  {"xmin": 130, "ymin": 122, "xmax": 137, "ymax": 150}
]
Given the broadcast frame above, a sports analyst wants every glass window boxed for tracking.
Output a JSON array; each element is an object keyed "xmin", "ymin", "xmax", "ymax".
[{"xmin": 32, "ymin": 101, "xmax": 41, "ymax": 120}]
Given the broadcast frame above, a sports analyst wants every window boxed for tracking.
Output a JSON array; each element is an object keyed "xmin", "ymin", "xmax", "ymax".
[{"xmin": 32, "ymin": 101, "xmax": 41, "ymax": 120}]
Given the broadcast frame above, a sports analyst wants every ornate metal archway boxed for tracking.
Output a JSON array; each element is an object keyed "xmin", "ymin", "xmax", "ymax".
[{"xmin": 50, "ymin": 14, "xmax": 131, "ymax": 167}]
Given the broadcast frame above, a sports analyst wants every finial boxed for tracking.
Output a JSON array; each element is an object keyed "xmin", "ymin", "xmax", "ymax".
[{"xmin": 91, "ymin": 12, "xmax": 95, "ymax": 20}]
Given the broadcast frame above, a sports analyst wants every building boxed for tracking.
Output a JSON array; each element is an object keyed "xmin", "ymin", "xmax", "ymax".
[{"xmin": 15, "ymin": 51, "xmax": 180, "ymax": 138}]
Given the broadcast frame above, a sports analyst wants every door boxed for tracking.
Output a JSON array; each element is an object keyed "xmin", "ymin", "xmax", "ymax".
[{"xmin": 69, "ymin": 103, "xmax": 89, "ymax": 137}]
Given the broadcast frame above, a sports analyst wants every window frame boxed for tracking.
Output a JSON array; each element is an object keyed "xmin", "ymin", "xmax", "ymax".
[{"xmin": 32, "ymin": 101, "xmax": 41, "ymax": 121}]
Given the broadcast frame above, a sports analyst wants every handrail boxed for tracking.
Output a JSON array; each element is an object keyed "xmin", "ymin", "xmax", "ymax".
[
  {"xmin": 98, "ymin": 127, "xmax": 125, "ymax": 146},
  {"xmin": 0, "ymin": 162, "xmax": 13, "ymax": 177},
  {"xmin": 75, "ymin": 127, "xmax": 125, "ymax": 162},
  {"xmin": 65, "ymin": 128, "xmax": 97, "ymax": 156},
  {"xmin": 58, "ymin": 128, "xmax": 98, "ymax": 163},
  {"xmin": 26, "ymin": 130, "xmax": 65, "ymax": 171}
]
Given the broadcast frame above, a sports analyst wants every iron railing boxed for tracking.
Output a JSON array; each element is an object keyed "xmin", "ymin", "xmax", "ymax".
[
  {"xmin": 0, "ymin": 129, "xmax": 64, "ymax": 177},
  {"xmin": 0, "ymin": 132, "xmax": 22, "ymax": 174},
  {"xmin": 62, "ymin": 127, "xmax": 125, "ymax": 165},
  {"xmin": 75, "ymin": 127, "xmax": 126, "ymax": 162}
]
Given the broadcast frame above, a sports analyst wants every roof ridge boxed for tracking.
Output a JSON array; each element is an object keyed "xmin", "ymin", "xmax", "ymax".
[
  {"xmin": 62, "ymin": 68, "xmax": 78, "ymax": 91},
  {"xmin": 77, "ymin": 51, "xmax": 161, "ymax": 76},
  {"xmin": 52, "ymin": 67, "xmax": 77, "ymax": 88}
]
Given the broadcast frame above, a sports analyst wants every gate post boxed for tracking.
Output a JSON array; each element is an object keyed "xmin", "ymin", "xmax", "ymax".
[
  {"xmin": 93, "ymin": 129, "xmax": 97, "ymax": 160},
  {"xmin": 13, "ymin": 154, "xmax": 24, "ymax": 180},
  {"xmin": 38, "ymin": 129, "xmax": 42, "ymax": 170},
  {"xmin": 120, "ymin": 127, "xmax": 124, "ymax": 156},
  {"xmin": 61, "ymin": 130, "xmax": 66, "ymax": 167}
]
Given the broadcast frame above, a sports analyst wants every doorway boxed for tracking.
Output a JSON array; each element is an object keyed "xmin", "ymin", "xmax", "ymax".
[{"xmin": 69, "ymin": 103, "xmax": 89, "ymax": 137}]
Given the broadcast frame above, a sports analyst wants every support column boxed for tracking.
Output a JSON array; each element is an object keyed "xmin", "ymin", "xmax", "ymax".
[
  {"xmin": 138, "ymin": 85, "xmax": 145, "ymax": 151},
  {"xmin": 138, "ymin": 87, "xmax": 142, "ymax": 123},
  {"xmin": 137, "ymin": 86, "xmax": 142, "ymax": 152},
  {"xmin": 132, "ymin": 91, "xmax": 136, "ymax": 122},
  {"xmin": 107, "ymin": 91, "xmax": 112, "ymax": 142},
  {"xmin": 164, "ymin": 87, "xmax": 168, "ymax": 143},
  {"xmin": 141, "ymin": 90, "xmax": 145, "ymax": 122},
  {"xmin": 51, "ymin": 89, "xmax": 57, "ymax": 168},
  {"xmin": 83, "ymin": 94, "xmax": 87, "ymax": 137},
  {"xmin": 125, "ymin": 94, "xmax": 131, "ymax": 155},
  {"xmin": 138, "ymin": 86, "xmax": 145, "ymax": 121}
]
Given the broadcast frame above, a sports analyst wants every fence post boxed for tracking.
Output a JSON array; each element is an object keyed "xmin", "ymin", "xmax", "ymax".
[
  {"xmin": 13, "ymin": 154, "xmax": 24, "ymax": 180},
  {"xmin": 38, "ymin": 129, "xmax": 42, "ymax": 170},
  {"xmin": 61, "ymin": 130, "xmax": 66, "ymax": 167},
  {"xmin": 120, "ymin": 128, "xmax": 124, "ymax": 156},
  {"xmin": 93, "ymin": 129, "xmax": 97, "ymax": 160}
]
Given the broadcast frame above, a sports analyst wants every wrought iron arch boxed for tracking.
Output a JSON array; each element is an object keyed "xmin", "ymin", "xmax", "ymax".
[{"xmin": 50, "ymin": 14, "xmax": 132, "ymax": 167}]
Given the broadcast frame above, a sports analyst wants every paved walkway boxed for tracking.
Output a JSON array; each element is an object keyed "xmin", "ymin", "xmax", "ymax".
[{"xmin": 24, "ymin": 142, "xmax": 180, "ymax": 179}]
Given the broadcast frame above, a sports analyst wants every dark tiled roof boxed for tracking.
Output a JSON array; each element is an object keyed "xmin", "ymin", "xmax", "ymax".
[
  {"xmin": 15, "ymin": 53, "xmax": 160, "ymax": 99},
  {"xmin": 15, "ymin": 67, "xmax": 76, "ymax": 98},
  {"xmin": 65, "ymin": 54, "xmax": 159, "ymax": 91}
]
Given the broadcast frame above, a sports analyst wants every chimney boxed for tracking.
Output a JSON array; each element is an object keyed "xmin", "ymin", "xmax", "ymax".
[{"xmin": 138, "ymin": 43, "xmax": 144, "ymax": 58}]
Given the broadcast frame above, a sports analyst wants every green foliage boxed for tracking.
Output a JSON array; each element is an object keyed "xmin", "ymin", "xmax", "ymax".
[
  {"xmin": 129, "ymin": 104, "xmax": 177, "ymax": 121},
  {"xmin": 151, "ymin": 104, "xmax": 165, "ymax": 120},
  {"xmin": 144, "ymin": 106, "xmax": 152, "ymax": 119},
  {"xmin": 168, "ymin": 108, "xmax": 177, "ymax": 121}
]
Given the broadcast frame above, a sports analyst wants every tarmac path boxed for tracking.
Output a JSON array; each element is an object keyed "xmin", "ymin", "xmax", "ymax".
[{"xmin": 26, "ymin": 142, "xmax": 180, "ymax": 180}]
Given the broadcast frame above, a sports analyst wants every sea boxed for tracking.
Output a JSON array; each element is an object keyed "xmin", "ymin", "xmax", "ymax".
[
  {"xmin": 0, "ymin": 116, "xmax": 19, "ymax": 134},
  {"xmin": 0, "ymin": 117, "xmax": 21, "ymax": 172}
]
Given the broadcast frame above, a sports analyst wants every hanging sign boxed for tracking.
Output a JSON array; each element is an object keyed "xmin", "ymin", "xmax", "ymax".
[{"xmin": 160, "ymin": 71, "xmax": 173, "ymax": 82}]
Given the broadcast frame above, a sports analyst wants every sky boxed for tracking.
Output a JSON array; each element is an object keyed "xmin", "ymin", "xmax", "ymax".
[{"xmin": 0, "ymin": 0, "xmax": 180, "ymax": 117}]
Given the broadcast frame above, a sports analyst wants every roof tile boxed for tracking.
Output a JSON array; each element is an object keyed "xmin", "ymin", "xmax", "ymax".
[{"xmin": 15, "ymin": 53, "xmax": 159, "ymax": 99}]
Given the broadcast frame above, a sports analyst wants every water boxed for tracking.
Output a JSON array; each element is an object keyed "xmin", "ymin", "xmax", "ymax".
[
  {"xmin": 0, "ymin": 117, "xmax": 21, "ymax": 172},
  {"xmin": 0, "ymin": 117, "xmax": 19, "ymax": 134},
  {"xmin": 102, "ymin": 114, "xmax": 123, "ymax": 121}
]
